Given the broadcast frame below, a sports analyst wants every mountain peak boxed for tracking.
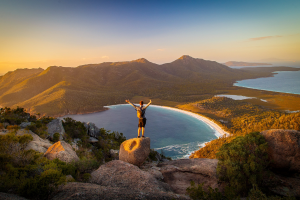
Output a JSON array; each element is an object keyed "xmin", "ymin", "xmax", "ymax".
[
  {"xmin": 178, "ymin": 55, "xmax": 195, "ymax": 60},
  {"xmin": 131, "ymin": 58, "xmax": 149, "ymax": 63}
]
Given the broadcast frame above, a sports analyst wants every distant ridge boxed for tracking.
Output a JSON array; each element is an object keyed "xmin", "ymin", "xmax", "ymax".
[
  {"xmin": 224, "ymin": 61, "xmax": 272, "ymax": 67},
  {"xmin": 131, "ymin": 58, "xmax": 149, "ymax": 63},
  {"xmin": 0, "ymin": 55, "xmax": 286, "ymax": 116}
]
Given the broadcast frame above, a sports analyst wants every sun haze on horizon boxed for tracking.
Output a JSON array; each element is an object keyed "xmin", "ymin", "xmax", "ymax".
[{"xmin": 1, "ymin": 0, "xmax": 300, "ymax": 75}]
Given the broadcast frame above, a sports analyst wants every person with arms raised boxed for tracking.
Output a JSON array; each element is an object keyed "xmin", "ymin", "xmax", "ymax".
[{"xmin": 125, "ymin": 99, "xmax": 151, "ymax": 138}]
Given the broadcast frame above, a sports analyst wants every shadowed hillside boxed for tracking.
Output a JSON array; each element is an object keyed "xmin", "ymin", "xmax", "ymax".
[{"xmin": 0, "ymin": 56, "xmax": 298, "ymax": 116}]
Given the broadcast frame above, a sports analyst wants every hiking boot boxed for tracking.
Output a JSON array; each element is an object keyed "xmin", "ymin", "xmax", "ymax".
[
  {"xmin": 142, "ymin": 136, "xmax": 145, "ymax": 138},
  {"xmin": 137, "ymin": 136, "xmax": 140, "ymax": 138}
]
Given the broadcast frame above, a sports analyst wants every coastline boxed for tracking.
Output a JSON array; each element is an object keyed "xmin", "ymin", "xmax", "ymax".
[
  {"xmin": 149, "ymin": 105, "xmax": 230, "ymax": 137},
  {"xmin": 61, "ymin": 103, "xmax": 231, "ymax": 159},
  {"xmin": 104, "ymin": 104, "xmax": 230, "ymax": 137}
]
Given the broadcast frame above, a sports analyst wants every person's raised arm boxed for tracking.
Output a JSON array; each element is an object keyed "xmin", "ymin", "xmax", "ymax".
[
  {"xmin": 125, "ymin": 99, "xmax": 137, "ymax": 109},
  {"xmin": 143, "ymin": 99, "xmax": 152, "ymax": 109}
]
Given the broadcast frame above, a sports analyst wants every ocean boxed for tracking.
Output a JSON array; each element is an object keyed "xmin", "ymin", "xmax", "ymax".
[
  {"xmin": 234, "ymin": 70, "xmax": 300, "ymax": 95},
  {"xmin": 61, "ymin": 104, "xmax": 218, "ymax": 160}
]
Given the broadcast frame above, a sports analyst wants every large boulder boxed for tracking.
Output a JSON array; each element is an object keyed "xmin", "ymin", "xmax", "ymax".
[
  {"xmin": 90, "ymin": 160, "xmax": 172, "ymax": 193},
  {"xmin": 260, "ymin": 129, "xmax": 300, "ymax": 172},
  {"xmin": 16, "ymin": 129, "xmax": 52, "ymax": 153},
  {"xmin": 51, "ymin": 182, "xmax": 189, "ymax": 200},
  {"xmin": 158, "ymin": 158, "xmax": 224, "ymax": 194},
  {"xmin": 119, "ymin": 137, "xmax": 150, "ymax": 166},
  {"xmin": 86, "ymin": 122, "xmax": 99, "ymax": 137},
  {"xmin": 44, "ymin": 141, "xmax": 79, "ymax": 163},
  {"xmin": 47, "ymin": 119, "xmax": 65, "ymax": 140}
]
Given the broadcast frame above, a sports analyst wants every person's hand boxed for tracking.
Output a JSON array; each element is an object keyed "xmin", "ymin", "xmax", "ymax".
[
  {"xmin": 149, "ymin": 99, "xmax": 152, "ymax": 103},
  {"xmin": 125, "ymin": 99, "xmax": 129, "ymax": 103}
]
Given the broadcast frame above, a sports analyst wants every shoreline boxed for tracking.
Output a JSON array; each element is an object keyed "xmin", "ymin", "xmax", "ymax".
[
  {"xmin": 61, "ymin": 103, "xmax": 231, "ymax": 159},
  {"xmin": 149, "ymin": 105, "xmax": 231, "ymax": 137},
  {"xmin": 103, "ymin": 104, "xmax": 230, "ymax": 137}
]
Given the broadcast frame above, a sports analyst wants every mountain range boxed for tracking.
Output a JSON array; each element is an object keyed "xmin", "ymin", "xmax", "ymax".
[{"xmin": 0, "ymin": 55, "xmax": 294, "ymax": 116}]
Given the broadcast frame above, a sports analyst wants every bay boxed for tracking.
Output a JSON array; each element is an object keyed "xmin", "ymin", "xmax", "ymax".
[
  {"xmin": 234, "ymin": 71, "xmax": 300, "ymax": 94},
  {"xmin": 61, "ymin": 104, "xmax": 218, "ymax": 160}
]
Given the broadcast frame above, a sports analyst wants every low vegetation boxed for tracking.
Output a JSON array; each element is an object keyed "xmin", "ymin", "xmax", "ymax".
[
  {"xmin": 0, "ymin": 107, "xmax": 36, "ymax": 125},
  {"xmin": 189, "ymin": 97, "xmax": 300, "ymax": 159},
  {"xmin": 0, "ymin": 107, "xmax": 127, "ymax": 199},
  {"xmin": 187, "ymin": 132, "xmax": 295, "ymax": 200}
]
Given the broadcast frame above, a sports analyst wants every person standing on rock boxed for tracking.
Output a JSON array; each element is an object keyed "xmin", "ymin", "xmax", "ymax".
[{"xmin": 125, "ymin": 99, "xmax": 151, "ymax": 138}]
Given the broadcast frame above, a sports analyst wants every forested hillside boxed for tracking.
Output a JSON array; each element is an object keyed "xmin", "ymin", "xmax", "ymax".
[{"xmin": 0, "ymin": 56, "xmax": 299, "ymax": 116}]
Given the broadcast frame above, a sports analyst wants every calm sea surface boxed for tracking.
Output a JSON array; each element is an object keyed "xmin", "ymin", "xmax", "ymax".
[
  {"xmin": 234, "ymin": 70, "xmax": 300, "ymax": 94},
  {"xmin": 61, "ymin": 104, "xmax": 217, "ymax": 159}
]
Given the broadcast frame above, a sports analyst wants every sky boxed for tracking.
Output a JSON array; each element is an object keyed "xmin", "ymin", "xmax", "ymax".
[{"xmin": 1, "ymin": 0, "xmax": 300, "ymax": 75}]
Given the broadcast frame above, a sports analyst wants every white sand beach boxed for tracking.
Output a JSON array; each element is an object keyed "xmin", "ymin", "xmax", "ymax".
[
  {"xmin": 104, "ymin": 103, "xmax": 230, "ymax": 137},
  {"xmin": 149, "ymin": 105, "xmax": 231, "ymax": 137}
]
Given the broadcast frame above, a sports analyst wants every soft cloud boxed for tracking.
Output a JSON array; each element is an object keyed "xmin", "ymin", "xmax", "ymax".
[
  {"xmin": 156, "ymin": 49, "xmax": 165, "ymax": 51},
  {"xmin": 249, "ymin": 35, "xmax": 282, "ymax": 41},
  {"xmin": 102, "ymin": 56, "xmax": 109, "ymax": 59}
]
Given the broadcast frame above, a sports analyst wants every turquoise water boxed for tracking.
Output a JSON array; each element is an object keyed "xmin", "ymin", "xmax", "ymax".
[
  {"xmin": 234, "ymin": 71, "xmax": 300, "ymax": 94},
  {"xmin": 62, "ymin": 104, "xmax": 217, "ymax": 159}
]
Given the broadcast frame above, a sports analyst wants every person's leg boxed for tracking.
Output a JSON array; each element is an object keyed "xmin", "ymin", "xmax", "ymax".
[
  {"xmin": 142, "ymin": 127, "xmax": 145, "ymax": 137},
  {"xmin": 138, "ymin": 127, "xmax": 141, "ymax": 137},
  {"xmin": 142, "ymin": 118, "xmax": 146, "ymax": 137}
]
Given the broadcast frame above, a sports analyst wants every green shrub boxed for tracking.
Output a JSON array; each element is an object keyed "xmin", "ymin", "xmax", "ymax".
[
  {"xmin": 63, "ymin": 117, "xmax": 87, "ymax": 138},
  {"xmin": 83, "ymin": 173, "xmax": 91, "ymax": 182},
  {"xmin": 6, "ymin": 125, "xmax": 20, "ymax": 132},
  {"xmin": 0, "ymin": 133, "xmax": 34, "ymax": 167},
  {"xmin": 148, "ymin": 149, "xmax": 158, "ymax": 161},
  {"xmin": 73, "ymin": 157, "xmax": 99, "ymax": 174},
  {"xmin": 27, "ymin": 121, "xmax": 48, "ymax": 139},
  {"xmin": 0, "ymin": 107, "xmax": 30, "ymax": 125},
  {"xmin": 18, "ymin": 168, "xmax": 66, "ymax": 199},
  {"xmin": 248, "ymin": 185, "xmax": 296, "ymax": 200},
  {"xmin": 186, "ymin": 181, "xmax": 224, "ymax": 200},
  {"xmin": 160, "ymin": 149, "xmax": 172, "ymax": 160},
  {"xmin": 216, "ymin": 132, "xmax": 269, "ymax": 196},
  {"xmin": 53, "ymin": 132, "xmax": 60, "ymax": 142}
]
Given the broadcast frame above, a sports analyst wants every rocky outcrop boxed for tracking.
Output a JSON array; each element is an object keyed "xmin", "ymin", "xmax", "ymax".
[
  {"xmin": 264, "ymin": 173, "xmax": 300, "ymax": 197},
  {"xmin": 119, "ymin": 137, "xmax": 150, "ymax": 166},
  {"xmin": 51, "ymin": 182, "xmax": 190, "ymax": 200},
  {"xmin": 0, "ymin": 192, "xmax": 28, "ymax": 200},
  {"xmin": 88, "ymin": 137, "xmax": 98, "ymax": 143},
  {"xmin": 260, "ymin": 129, "xmax": 300, "ymax": 172},
  {"xmin": 16, "ymin": 129, "xmax": 52, "ymax": 153},
  {"xmin": 19, "ymin": 122, "xmax": 32, "ymax": 128},
  {"xmin": 109, "ymin": 149, "xmax": 119, "ymax": 160},
  {"xmin": 44, "ymin": 141, "xmax": 79, "ymax": 163},
  {"xmin": 86, "ymin": 122, "xmax": 99, "ymax": 137},
  {"xmin": 47, "ymin": 119, "xmax": 65, "ymax": 140},
  {"xmin": 157, "ymin": 158, "xmax": 224, "ymax": 194},
  {"xmin": 90, "ymin": 160, "xmax": 172, "ymax": 193}
]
